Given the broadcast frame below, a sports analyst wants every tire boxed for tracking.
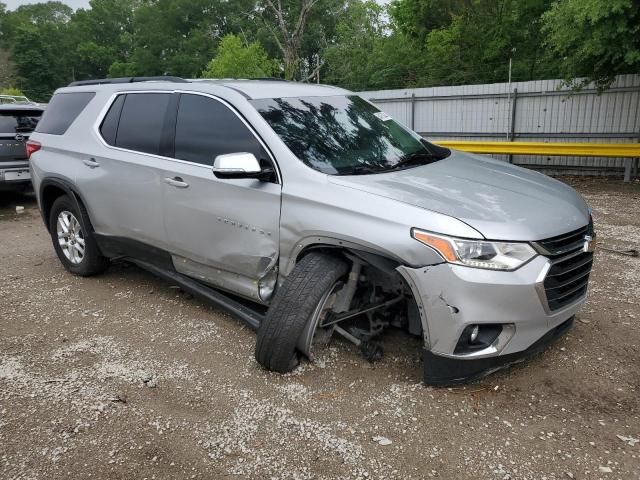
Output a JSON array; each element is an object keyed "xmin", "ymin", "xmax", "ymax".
[
  {"xmin": 255, "ymin": 252, "xmax": 349, "ymax": 373},
  {"xmin": 49, "ymin": 195, "xmax": 109, "ymax": 276}
]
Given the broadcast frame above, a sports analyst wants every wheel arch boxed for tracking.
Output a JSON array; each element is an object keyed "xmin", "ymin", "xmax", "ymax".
[
  {"xmin": 281, "ymin": 236, "xmax": 405, "ymax": 277},
  {"xmin": 282, "ymin": 238, "xmax": 429, "ymax": 344},
  {"xmin": 39, "ymin": 177, "xmax": 90, "ymax": 233}
]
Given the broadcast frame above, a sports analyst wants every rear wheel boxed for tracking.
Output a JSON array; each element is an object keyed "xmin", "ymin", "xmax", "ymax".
[
  {"xmin": 49, "ymin": 195, "xmax": 109, "ymax": 276},
  {"xmin": 255, "ymin": 252, "xmax": 349, "ymax": 373}
]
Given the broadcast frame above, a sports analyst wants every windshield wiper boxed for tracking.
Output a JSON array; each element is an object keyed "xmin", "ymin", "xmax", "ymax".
[
  {"xmin": 335, "ymin": 165, "xmax": 385, "ymax": 176},
  {"xmin": 386, "ymin": 151, "xmax": 440, "ymax": 172}
]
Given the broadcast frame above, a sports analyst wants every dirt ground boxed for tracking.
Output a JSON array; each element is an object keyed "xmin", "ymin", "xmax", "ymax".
[{"xmin": 1, "ymin": 177, "xmax": 639, "ymax": 480}]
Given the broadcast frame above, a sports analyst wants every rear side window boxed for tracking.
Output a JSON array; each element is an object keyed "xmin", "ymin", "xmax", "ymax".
[
  {"xmin": 99, "ymin": 94, "xmax": 125, "ymax": 145},
  {"xmin": 35, "ymin": 92, "xmax": 95, "ymax": 135},
  {"xmin": 174, "ymin": 93, "xmax": 265, "ymax": 165},
  {"xmin": 0, "ymin": 110, "xmax": 42, "ymax": 133},
  {"xmin": 114, "ymin": 93, "xmax": 171, "ymax": 155}
]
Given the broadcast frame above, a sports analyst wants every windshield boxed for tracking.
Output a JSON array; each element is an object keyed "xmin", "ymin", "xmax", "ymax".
[
  {"xmin": 251, "ymin": 95, "xmax": 450, "ymax": 175},
  {"xmin": 0, "ymin": 110, "xmax": 42, "ymax": 134}
]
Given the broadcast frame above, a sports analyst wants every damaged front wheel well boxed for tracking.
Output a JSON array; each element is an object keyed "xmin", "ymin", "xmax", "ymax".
[{"xmin": 291, "ymin": 244, "xmax": 424, "ymax": 338}]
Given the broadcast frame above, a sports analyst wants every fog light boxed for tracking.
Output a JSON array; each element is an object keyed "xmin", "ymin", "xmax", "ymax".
[
  {"xmin": 469, "ymin": 325, "xmax": 479, "ymax": 343},
  {"xmin": 454, "ymin": 324, "xmax": 503, "ymax": 354}
]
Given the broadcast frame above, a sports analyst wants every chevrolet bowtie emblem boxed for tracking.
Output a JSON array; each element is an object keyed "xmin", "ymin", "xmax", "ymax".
[{"xmin": 583, "ymin": 235, "xmax": 597, "ymax": 253}]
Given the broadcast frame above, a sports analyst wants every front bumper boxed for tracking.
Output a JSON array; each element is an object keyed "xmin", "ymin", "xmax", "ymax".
[
  {"xmin": 397, "ymin": 255, "xmax": 586, "ymax": 385},
  {"xmin": 423, "ymin": 317, "xmax": 573, "ymax": 385}
]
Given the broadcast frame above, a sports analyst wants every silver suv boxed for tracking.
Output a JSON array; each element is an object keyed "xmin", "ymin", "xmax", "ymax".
[{"xmin": 28, "ymin": 77, "xmax": 595, "ymax": 385}]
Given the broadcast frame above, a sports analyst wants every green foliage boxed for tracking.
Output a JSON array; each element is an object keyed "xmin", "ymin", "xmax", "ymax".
[
  {"xmin": 68, "ymin": 0, "xmax": 138, "ymax": 80},
  {"xmin": 389, "ymin": 0, "xmax": 465, "ymax": 41},
  {"xmin": 3, "ymin": 2, "xmax": 74, "ymax": 101},
  {"xmin": 0, "ymin": 86, "xmax": 24, "ymax": 96},
  {"xmin": 323, "ymin": 1, "xmax": 428, "ymax": 89},
  {"xmin": 394, "ymin": 0, "xmax": 562, "ymax": 86},
  {"xmin": 202, "ymin": 34, "xmax": 276, "ymax": 79},
  {"xmin": 0, "ymin": 0, "xmax": 636, "ymax": 100},
  {"xmin": 0, "ymin": 48, "xmax": 16, "ymax": 88},
  {"xmin": 542, "ymin": 0, "xmax": 640, "ymax": 90}
]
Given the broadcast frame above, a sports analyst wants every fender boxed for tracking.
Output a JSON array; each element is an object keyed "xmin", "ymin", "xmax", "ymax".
[
  {"xmin": 39, "ymin": 176, "xmax": 91, "ymax": 232},
  {"xmin": 280, "ymin": 234, "xmax": 410, "ymax": 278}
]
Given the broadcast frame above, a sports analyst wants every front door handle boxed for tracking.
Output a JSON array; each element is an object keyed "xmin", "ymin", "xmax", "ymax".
[
  {"xmin": 82, "ymin": 158, "xmax": 100, "ymax": 168},
  {"xmin": 164, "ymin": 176, "xmax": 189, "ymax": 188}
]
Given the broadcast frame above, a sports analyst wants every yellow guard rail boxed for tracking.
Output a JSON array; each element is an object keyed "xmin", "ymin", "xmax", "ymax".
[{"xmin": 433, "ymin": 141, "xmax": 640, "ymax": 158}]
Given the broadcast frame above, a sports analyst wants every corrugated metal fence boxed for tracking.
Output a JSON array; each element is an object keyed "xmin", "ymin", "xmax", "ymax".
[{"xmin": 360, "ymin": 74, "xmax": 640, "ymax": 177}]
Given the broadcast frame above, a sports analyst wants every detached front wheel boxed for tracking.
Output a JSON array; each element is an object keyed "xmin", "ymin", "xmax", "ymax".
[{"xmin": 255, "ymin": 252, "xmax": 348, "ymax": 373}]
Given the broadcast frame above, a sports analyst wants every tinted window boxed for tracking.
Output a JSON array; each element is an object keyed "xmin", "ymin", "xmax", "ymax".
[
  {"xmin": 99, "ymin": 94, "xmax": 125, "ymax": 145},
  {"xmin": 0, "ymin": 110, "xmax": 42, "ymax": 133},
  {"xmin": 116, "ymin": 93, "xmax": 171, "ymax": 155},
  {"xmin": 174, "ymin": 94, "xmax": 265, "ymax": 165},
  {"xmin": 35, "ymin": 92, "xmax": 95, "ymax": 135},
  {"xmin": 251, "ymin": 95, "xmax": 449, "ymax": 175}
]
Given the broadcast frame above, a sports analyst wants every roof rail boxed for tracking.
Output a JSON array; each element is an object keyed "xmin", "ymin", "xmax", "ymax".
[{"xmin": 67, "ymin": 76, "xmax": 190, "ymax": 87}]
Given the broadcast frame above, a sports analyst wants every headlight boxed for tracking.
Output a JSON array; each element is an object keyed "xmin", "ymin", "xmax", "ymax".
[{"xmin": 412, "ymin": 229, "xmax": 537, "ymax": 271}]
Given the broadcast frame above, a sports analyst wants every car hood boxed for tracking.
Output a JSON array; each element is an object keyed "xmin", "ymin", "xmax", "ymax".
[{"xmin": 328, "ymin": 150, "xmax": 590, "ymax": 241}]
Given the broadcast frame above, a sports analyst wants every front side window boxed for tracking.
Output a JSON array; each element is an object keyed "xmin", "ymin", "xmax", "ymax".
[
  {"xmin": 174, "ymin": 94, "xmax": 265, "ymax": 166},
  {"xmin": 251, "ymin": 95, "xmax": 449, "ymax": 175},
  {"xmin": 114, "ymin": 93, "xmax": 171, "ymax": 155},
  {"xmin": 0, "ymin": 110, "xmax": 42, "ymax": 134}
]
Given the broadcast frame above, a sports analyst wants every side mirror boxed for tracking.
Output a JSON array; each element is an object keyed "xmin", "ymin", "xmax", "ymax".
[{"xmin": 212, "ymin": 152, "xmax": 262, "ymax": 179}]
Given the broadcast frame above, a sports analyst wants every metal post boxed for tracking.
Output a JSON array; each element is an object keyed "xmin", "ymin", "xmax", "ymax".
[
  {"xmin": 507, "ymin": 57, "xmax": 512, "ymax": 141},
  {"xmin": 508, "ymin": 88, "xmax": 518, "ymax": 164},
  {"xmin": 624, "ymin": 159, "xmax": 632, "ymax": 182},
  {"xmin": 410, "ymin": 93, "xmax": 416, "ymax": 131}
]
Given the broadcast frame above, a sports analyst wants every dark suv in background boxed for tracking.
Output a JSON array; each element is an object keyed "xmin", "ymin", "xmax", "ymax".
[{"xmin": 0, "ymin": 103, "xmax": 44, "ymax": 191}]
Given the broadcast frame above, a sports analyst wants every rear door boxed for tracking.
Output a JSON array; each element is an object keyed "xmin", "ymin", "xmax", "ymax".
[
  {"xmin": 75, "ymin": 92, "xmax": 173, "ymax": 249},
  {"xmin": 162, "ymin": 92, "xmax": 282, "ymax": 283}
]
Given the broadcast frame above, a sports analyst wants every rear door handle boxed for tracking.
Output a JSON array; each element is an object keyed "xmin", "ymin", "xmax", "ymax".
[
  {"xmin": 164, "ymin": 176, "xmax": 189, "ymax": 188},
  {"xmin": 82, "ymin": 158, "xmax": 100, "ymax": 168}
]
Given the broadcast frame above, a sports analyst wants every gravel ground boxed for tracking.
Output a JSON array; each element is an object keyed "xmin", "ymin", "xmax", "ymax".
[{"xmin": 1, "ymin": 177, "xmax": 639, "ymax": 480}]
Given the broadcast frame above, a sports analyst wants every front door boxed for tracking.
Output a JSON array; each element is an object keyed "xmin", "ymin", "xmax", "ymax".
[{"xmin": 162, "ymin": 93, "xmax": 281, "ymax": 290}]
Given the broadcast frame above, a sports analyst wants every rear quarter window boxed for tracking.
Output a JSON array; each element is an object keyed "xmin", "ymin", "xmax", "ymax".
[{"xmin": 35, "ymin": 92, "xmax": 96, "ymax": 135}]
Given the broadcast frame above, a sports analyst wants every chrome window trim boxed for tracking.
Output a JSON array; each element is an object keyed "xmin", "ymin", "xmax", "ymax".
[{"xmin": 92, "ymin": 89, "xmax": 281, "ymax": 184}]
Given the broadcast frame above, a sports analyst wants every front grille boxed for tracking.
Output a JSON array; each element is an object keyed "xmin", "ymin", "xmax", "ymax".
[
  {"xmin": 535, "ymin": 219, "xmax": 595, "ymax": 311},
  {"xmin": 536, "ymin": 224, "xmax": 591, "ymax": 257},
  {"xmin": 543, "ymin": 251, "xmax": 593, "ymax": 311}
]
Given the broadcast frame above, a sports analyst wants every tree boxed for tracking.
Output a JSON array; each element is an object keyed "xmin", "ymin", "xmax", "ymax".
[
  {"xmin": 68, "ymin": 0, "xmax": 138, "ymax": 80},
  {"xmin": 111, "ymin": 0, "xmax": 253, "ymax": 78},
  {"xmin": 542, "ymin": 0, "xmax": 640, "ymax": 90},
  {"xmin": 389, "ymin": 0, "xmax": 465, "ymax": 41},
  {"xmin": 202, "ymin": 34, "xmax": 275, "ymax": 78},
  {"xmin": 4, "ymin": 2, "xmax": 74, "ymax": 100},
  {"xmin": 0, "ymin": 48, "xmax": 16, "ymax": 88},
  {"xmin": 323, "ymin": 1, "xmax": 426, "ymax": 90},
  {"xmin": 257, "ymin": 0, "xmax": 322, "ymax": 80},
  {"xmin": 418, "ymin": 0, "xmax": 561, "ymax": 86}
]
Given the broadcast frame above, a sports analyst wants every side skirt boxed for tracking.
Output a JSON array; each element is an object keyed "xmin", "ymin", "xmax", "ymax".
[{"xmin": 94, "ymin": 234, "xmax": 264, "ymax": 331}]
